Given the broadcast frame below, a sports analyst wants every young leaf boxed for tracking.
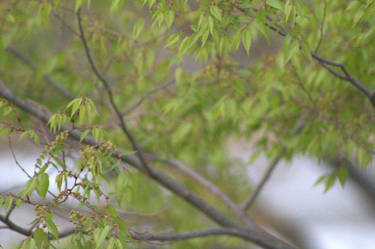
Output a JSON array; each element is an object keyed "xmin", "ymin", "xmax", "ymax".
[
  {"xmin": 242, "ymin": 28, "xmax": 252, "ymax": 55},
  {"xmin": 33, "ymin": 228, "xmax": 48, "ymax": 249},
  {"xmin": 210, "ymin": 5, "xmax": 222, "ymax": 21},
  {"xmin": 36, "ymin": 173, "xmax": 49, "ymax": 200},
  {"xmin": 335, "ymin": 166, "xmax": 348, "ymax": 187},
  {"xmin": 5, "ymin": 196, "xmax": 13, "ymax": 211},
  {"xmin": 94, "ymin": 226, "xmax": 111, "ymax": 249},
  {"xmin": 46, "ymin": 217, "xmax": 59, "ymax": 239},
  {"xmin": 324, "ymin": 174, "xmax": 336, "ymax": 193},
  {"xmin": 313, "ymin": 175, "xmax": 326, "ymax": 187},
  {"xmin": 133, "ymin": 19, "xmax": 145, "ymax": 39}
]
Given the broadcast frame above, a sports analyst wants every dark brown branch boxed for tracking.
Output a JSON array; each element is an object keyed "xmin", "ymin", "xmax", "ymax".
[
  {"xmin": 0, "ymin": 213, "xmax": 293, "ymax": 249},
  {"xmin": 0, "ymin": 210, "xmax": 294, "ymax": 249},
  {"xmin": 6, "ymin": 46, "xmax": 75, "ymax": 99},
  {"xmin": 0, "ymin": 213, "xmax": 78, "ymax": 240},
  {"xmin": 310, "ymin": 51, "xmax": 374, "ymax": 106},
  {"xmin": 76, "ymin": 10, "xmax": 152, "ymax": 175},
  {"xmin": 241, "ymin": 156, "xmax": 282, "ymax": 211},
  {"xmin": 0, "ymin": 214, "xmax": 32, "ymax": 237}
]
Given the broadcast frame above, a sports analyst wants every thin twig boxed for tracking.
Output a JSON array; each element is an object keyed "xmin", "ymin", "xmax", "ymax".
[
  {"xmin": 310, "ymin": 51, "xmax": 374, "ymax": 103},
  {"xmin": 8, "ymin": 136, "xmax": 32, "ymax": 179},
  {"xmin": 76, "ymin": 9, "xmax": 152, "ymax": 175},
  {"xmin": 8, "ymin": 135, "xmax": 58, "ymax": 199},
  {"xmin": 241, "ymin": 156, "xmax": 282, "ymax": 211},
  {"xmin": 51, "ymin": 9, "xmax": 80, "ymax": 37}
]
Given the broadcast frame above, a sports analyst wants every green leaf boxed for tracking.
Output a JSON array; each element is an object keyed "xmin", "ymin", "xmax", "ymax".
[
  {"xmin": 172, "ymin": 122, "xmax": 192, "ymax": 143},
  {"xmin": 208, "ymin": 16, "xmax": 214, "ymax": 35},
  {"xmin": 36, "ymin": 173, "xmax": 49, "ymax": 200},
  {"xmin": 33, "ymin": 228, "xmax": 48, "ymax": 249},
  {"xmin": 75, "ymin": 0, "xmax": 87, "ymax": 11},
  {"xmin": 4, "ymin": 196, "xmax": 13, "ymax": 211},
  {"xmin": 335, "ymin": 166, "xmax": 348, "ymax": 187},
  {"xmin": 313, "ymin": 175, "xmax": 326, "ymax": 187},
  {"xmin": 107, "ymin": 237, "xmax": 115, "ymax": 249},
  {"xmin": 248, "ymin": 151, "xmax": 261, "ymax": 165},
  {"xmin": 46, "ymin": 217, "xmax": 59, "ymax": 239},
  {"xmin": 94, "ymin": 226, "xmax": 111, "ymax": 249},
  {"xmin": 110, "ymin": 0, "xmax": 125, "ymax": 13},
  {"xmin": 55, "ymin": 173, "xmax": 63, "ymax": 191},
  {"xmin": 66, "ymin": 98, "xmax": 83, "ymax": 118},
  {"xmin": 165, "ymin": 10, "xmax": 175, "ymax": 28},
  {"xmin": 23, "ymin": 238, "xmax": 36, "ymax": 249},
  {"xmin": 242, "ymin": 28, "xmax": 252, "ymax": 55},
  {"xmin": 133, "ymin": 19, "xmax": 145, "ymax": 39},
  {"xmin": 21, "ymin": 178, "xmax": 37, "ymax": 198},
  {"xmin": 324, "ymin": 174, "xmax": 336, "ymax": 193},
  {"xmin": 267, "ymin": 0, "xmax": 283, "ymax": 10},
  {"xmin": 80, "ymin": 129, "xmax": 90, "ymax": 142},
  {"xmin": 210, "ymin": 5, "xmax": 222, "ymax": 21},
  {"xmin": 20, "ymin": 129, "xmax": 41, "ymax": 144},
  {"xmin": 115, "ymin": 239, "xmax": 123, "ymax": 249},
  {"xmin": 166, "ymin": 33, "xmax": 180, "ymax": 48},
  {"xmin": 232, "ymin": 29, "xmax": 242, "ymax": 50},
  {"xmin": 92, "ymin": 128, "xmax": 103, "ymax": 141},
  {"xmin": 15, "ymin": 199, "xmax": 22, "ymax": 208}
]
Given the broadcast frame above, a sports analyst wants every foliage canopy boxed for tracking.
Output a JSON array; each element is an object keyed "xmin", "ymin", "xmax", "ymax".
[{"xmin": 0, "ymin": 0, "xmax": 374, "ymax": 248}]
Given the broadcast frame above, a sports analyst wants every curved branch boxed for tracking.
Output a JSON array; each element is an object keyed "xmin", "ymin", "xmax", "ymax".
[
  {"xmin": 310, "ymin": 51, "xmax": 374, "ymax": 107},
  {"xmin": 0, "ymin": 214, "xmax": 32, "ymax": 237},
  {"xmin": 150, "ymin": 155, "xmax": 257, "ymax": 228},
  {"xmin": 76, "ymin": 9, "xmax": 153, "ymax": 175},
  {"xmin": 241, "ymin": 156, "xmax": 282, "ymax": 211}
]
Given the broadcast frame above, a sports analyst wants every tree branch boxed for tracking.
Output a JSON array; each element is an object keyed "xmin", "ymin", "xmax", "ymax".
[
  {"xmin": 310, "ymin": 51, "xmax": 374, "ymax": 107},
  {"xmin": 241, "ymin": 156, "xmax": 282, "ymax": 211},
  {"xmin": 6, "ymin": 46, "xmax": 75, "ymax": 99},
  {"xmin": 76, "ymin": 9, "xmax": 153, "ymax": 175},
  {"xmin": 0, "ymin": 212, "xmax": 294, "ymax": 249},
  {"xmin": 150, "ymin": 155, "xmax": 257, "ymax": 228},
  {"xmin": 0, "ymin": 213, "xmax": 32, "ymax": 237}
]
